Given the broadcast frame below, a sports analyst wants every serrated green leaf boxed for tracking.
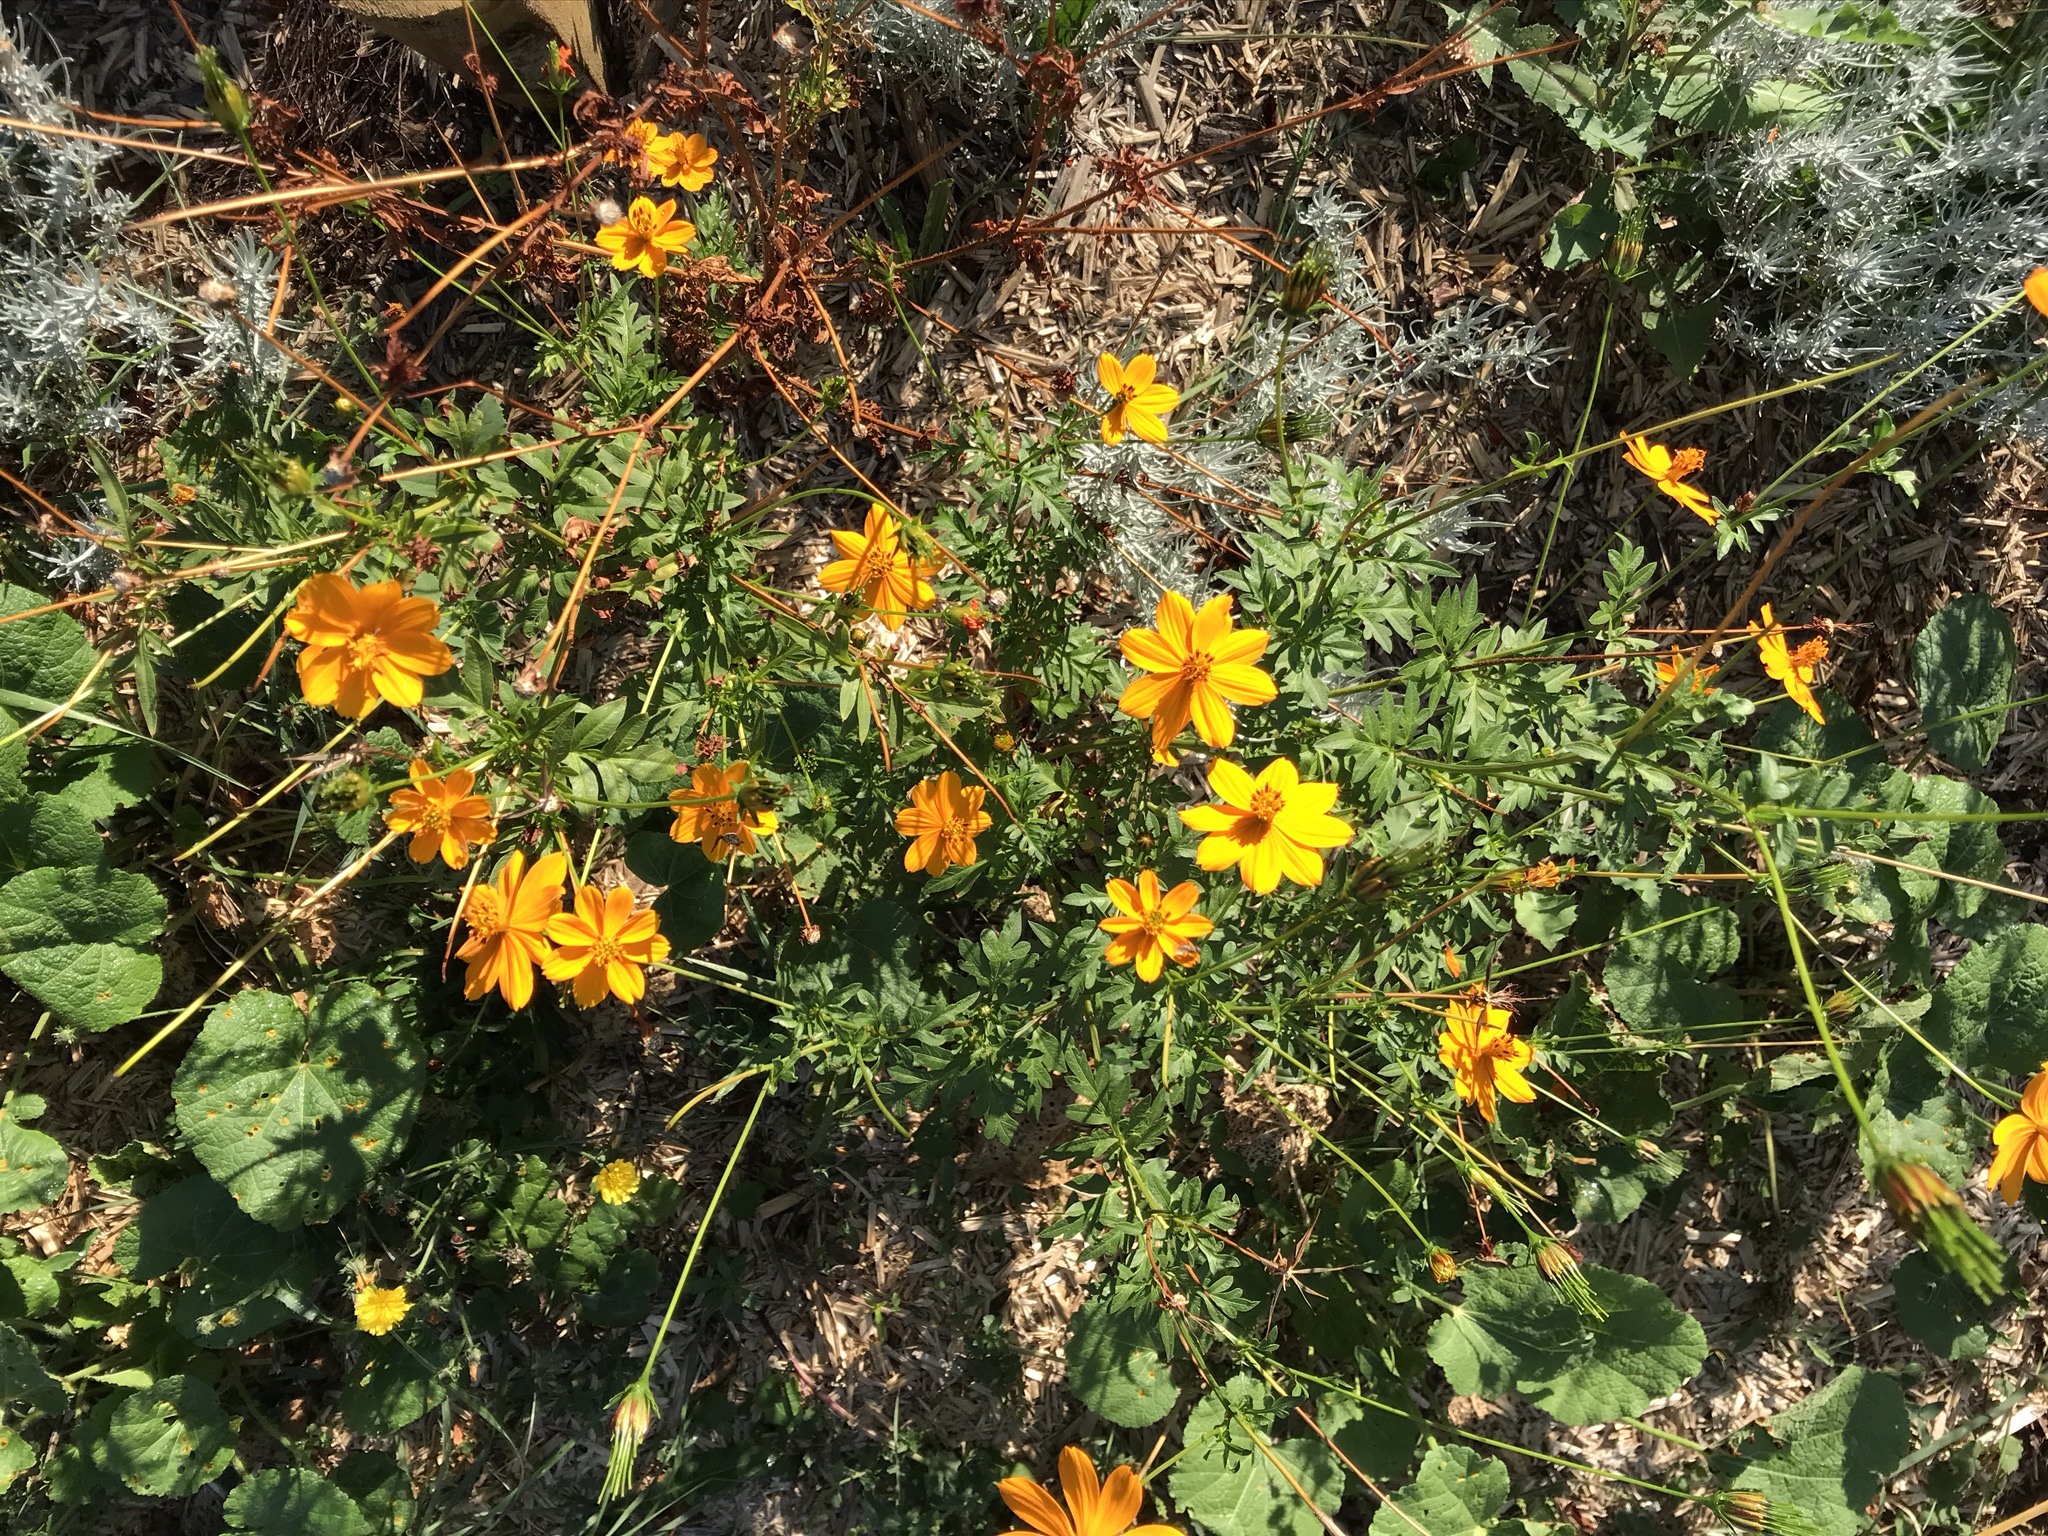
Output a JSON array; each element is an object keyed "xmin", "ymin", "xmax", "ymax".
[
  {"xmin": 1756, "ymin": 3, "xmax": 1926, "ymax": 44},
  {"xmin": 0, "ymin": 582, "xmax": 97, "ymax": 706},
  {"xmin": 1427, "ymin": 1264, "xmax": 1706, "ymax": 1425},
  {"xmin": 0, "ymin": 1098, "xmax": 67, "ymax": 1215},
  {"xmin": 0, "ymin": 1319, "xmax": 64, "ymax": 1420},
  {"xmin": 173, "ymin": 985, "xmax": 423, "ymax": 1228},
  {"xmin": 341, "ymin": 1336, "xmax": 441, "ymax": 1435},
  {"xmin": 1370, "ymin": 1444, "xmax": 1509, "ymax": 1536},
  {"xmin": 0, "ymin": 792, "xmax": 101, "ymax": 873},
  {"xmin": 94, "ymin": 1374, "xmax": 236, "ymax": 1497},
  {"xmin": 1170, "ymin": 1378, "xmax": 1343, "ymax": 1536},
  {"xmin": 0, "ymin": 862, "xmax": 165, "ymax": 1031},
  {"xmin": 0, "ymin": 1422, "xmax": 35, "ymax": 1487},
  {"xmin": 224, "ymin": 1468, "xmax": 373, "ymax": 1536},
  {"xmin": 121, "ymin": 1174, "xmax": 312, "ymax": 1345},
  {"xmin": 1318, "ymin": 1395, "xmax": 1421, "ymax": 1489},
  {"xmin": 1728, "ymin": 1367, "xmax": 1910, "ymax": 1536},
  {"xmin": 1064, "ymin": 1299, "xmax": 1177, "ymax": 1427},
  {"xmin": 1924, "ymin": 924, "xmax": 2048, "ymax": 1080},
  {"xmin": 1602, "ymin": 890, "xmax": 1741, "ymax": 1034},
  {"xmin": 1914, "ymin": 593, "xmax": 2015, "ymax": 774}
]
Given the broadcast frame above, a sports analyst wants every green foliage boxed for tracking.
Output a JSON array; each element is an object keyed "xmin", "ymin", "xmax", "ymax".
[
  {"xmin": 1371, "ymin": 1445, "xmax": 1552, "ymax": 1536},
  {"xmin": 222, "ymin": 1469, "xmax": 373, "ymax": 1536},
  {"xmin": 1168, "ymin": 1378, "xmax": 1343, "ymax": 1536},
  {"xmin": 1724, "ymin": 1367, "xmax": 1912, "ymax": 1536},
  {"xmin": 1914, "ymin": 592, "xmax": 2016, "ymax": 774},
  {"xmin": 1064, "ymin": 1298, "xmax": 1178, "ymax": 1427}
]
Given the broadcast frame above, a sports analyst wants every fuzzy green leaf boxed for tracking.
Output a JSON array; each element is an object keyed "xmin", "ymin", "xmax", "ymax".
[
  {"xmin": 624, "ymin": 829, "xmax": 731, "ymax": 952},
  {"xmin": 1065, "ymin": 1298, "xmax": 1177, "ymax": 1427},
  {"xmin": 1924, "ymin": 924, "xmax": 2048, "ymax": 1080},
  {"xmin": 1914, "ymin": 593, "xmax": 2015, "ymax": 774},
  {"xmin": 1602, "ymin": 889, "xmax": 1741, "ymax": 1034},
  {"xmin": 0, "ymin": 1319, "xmax": 63, "ymax": 1420},
  {"xmin": 0, "ymin": 793, "xmax": 101, "ymax": 873},
  {"xmin": 0, "ymin": 1099, "xmax": 67, "ymax": 1215},
  {"xmin": 223, "ymin": 1468, "xmax": 372, "ymax": 1536},
  {"xmin": 1170, "ymin": 1378, "xmax": 1343, "ymax": 1536},
  {"xmin": 1728, "ymin": 1367, "xmax": 1910, "ymax": 1536},
  {"xmin": 0, "ymin": 582, "xmax": 97, "ymax": 707},
  {"xmin": 1891, "ymin": 1251, "xmax": 1995, "ymax": 1361},
  {"xmin": 173, "ymin": 985, "xmax": 423, "ymax": 1228},
  {"xmin": 0, "ymin": 863, "xmax": 165, "ymax": 1031},
  {"xmin": 1427, "ymin": 1263, "xmax": 1706, "ymax": 1425},
  {"xmin": 1370, "ymin": 1445, "xmax": 1510, "ymax": 1536},
  {"xmin": 94, "ymin": 1374, "xmax": 236, "ymax": 1497},
  {"xmin": 120, "ymin": 1174, "xmax": 313, "ymax": 1345}
]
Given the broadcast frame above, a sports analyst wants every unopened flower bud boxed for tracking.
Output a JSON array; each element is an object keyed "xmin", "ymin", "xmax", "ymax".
[
  {"xmin": 1427, "ymin": 1248, "xmax": 1457, "ymax": 1284},
  {"xmin": 1534, "ymin": 1238, "xmax": 1608, "ymax": 1321},
  {"xmin": 1707, "ymin": 1488, "xmax": 1820, "ymax": 1536},
  {"xmin": 1874, "ymin": 1157, "xmax": 2008, "ymax": 1303},
  {"xmin": 196, "ymin": 46, "xmax": 250, "ymax": 135},
  {"xmin": 602, "ymin": 1380, "xmax": 657, "ymax": 1501},
  {"xmin": 318, "ymin": 770, "xmax": 371, "ymax": 814},
  {"xmin": 1280, "ymin": 249, "xmax": 1332, "ymax": 314}
]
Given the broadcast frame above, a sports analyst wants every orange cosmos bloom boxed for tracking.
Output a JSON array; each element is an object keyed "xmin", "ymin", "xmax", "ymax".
[
  {"xmin": 284, "ymin": 572, "xmax": 455, "ymax": 719},
  {"xmin": 610, "ymin": 118, "xmax": 663, "ymax": 177},
  {"xmin": 1099, "ymin": 870, "xmax": 1213, "ymax": 982},
  {"xmin": 544, "ymin": 885, "xmax": 672, "ymax": 1008},
  {"xmin": 1118, "ymin": 591, "xmax": 1277, "ymax": 765},
  {"xmin": 999, "ymin": 1447, "xmax": 1180, "ymax": 1536},
  {"xmin": 1653, "ymin": 649, "xmax": 1717, "ymax": 694},
  {"xmin": 1623, "ymin": 436, "xmax": 1716, "ymax": 525},
  {"xmin": 386, "ymin": 758, "xmax": 496, "ymax": 869},
  {"xmin": 1748, "ymin": 602, "xmax": 1827, "ymax": 725},
  {"xmin": 818, "ymin": 503, "xmax": 938, "ymax": 630},
  {"xmin": 1178, "ymin": 758, "xmax": 1352, "ymax": 894},
  {"xmin": 1097, "ymin": 352, "xmax": 1180, "ymax": 444},
  {"xmin": 595, "ymin": 196, "xmax": 696, "ymax": 279},
  {"xmin": 649, "ymin": 130, "xmax": 718, "ymax": 191},
  {"xmin": 669, "ymin": 760, "xmax": 778, "ymax": 860},
  {"xmin": 2025, "ymin": 268, "xmax": 2048, "ymax": 319},
  {"xmin": 895, "ymin": 770, "xmax": 992, "ymax": 877},
  {"xmin": 1988, "ymin": 1063, "xmax": 2048, "ymax": 1203},
  {"xmin": 1437, "ymin": 986, "xmax": 1537, "ymax": 1123},
  {"xmin": 457, "ymin": 850, "xmax": 568, "ymax": 1010}
]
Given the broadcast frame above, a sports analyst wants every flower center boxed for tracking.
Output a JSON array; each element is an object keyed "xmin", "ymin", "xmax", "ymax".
[
  {"xmin": 704, "ymin": 802, "xmax": 743, "ymax": 846},
  {"xmin": 465, "ymin": 890, "xmax": 505, "ymax": 941},
  {"xmin": 414, "ymin": 800, "xmax": 450, "ymax": 836},
  {"xmin": 1246, "ymin": 786, "xmax": 1286, "ymax": 823},
  {"xmin": 345, "ymin": 633, "xmax": 388, "ymax": 670},
  {"xmin": 1180, "ymin": 652, "xmax": 1214, "ymax": 685},
  {"xmin": 587, "ymin": 936, "xmax": 625, "ymax": 969},
  {"xmin": 939, "ymin": 815, "xmax": 977, "ymax": 856}
]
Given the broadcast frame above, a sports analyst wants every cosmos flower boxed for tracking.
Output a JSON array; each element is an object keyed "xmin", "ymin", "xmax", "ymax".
[
  {"xmin": 1437, "ymin": 987, "xmax": 1537, "ymax": 1123},
  {"xmin": 385, "ymin": 758, "xmax": 496, "ymax": 869},
  {"xmin": 1178, "ymin": 758, "xmax": 1352, "ymax": 894},
  {"xmin": 818, "ymin": 503, "xmax": 938, "ymax": 630},
  {"xmin": 1099, "ymin": 870, "xmax": 1213, "ymax": 982},
  {"xmin": 1989, "ymin": 1063, "xmax": 2048, "ymax": 1204},
  {"xmin": 544, "ymin": 885, "xmax": 672, "ymax": 1007},
  {"xmin": 669, "ymin": 761, "xmax": 778, "ymax": 860},
  {"xmin": 895, "ymin": 771, "xmax": 993, "ymax": 877},
  {"xmin": 998, "ymin": 1447, "xmax": 1180, "ymax": 1536},
  {"xmin": 2026, "ymin": 267, "xmax": 2048, "ymax": 319},
  {"xmin": 1623, "ymin": 436, "xmax": 1717, "ymax": 525},
  {"xmin": 1654, "ymin": 649, "xmax": 1718, "ymax": 694},
  {"xmin": 1748, "ymin": 602, "xmax": 1827, "ymax": 724},
  {"xmin": 595, "ymin": 196, "xmax": 696, "ymax": 279},
  {"xmin": 457, "ymin": 850, "xmax": 569, "ymax": 1010},
  {"xmin": 1097, "ymin": 352, "xmax": 1180, "ymax": 444},
  {"xmin": 284, "ymin": 572, "xmax": 454, "ymax": 718},
  {"xmin": 1118, "ymin": 591, "xmax": 1276, "ymax": 765},
  {"xmin": 649, "ymin": 131, "xmax": 718, "ymax": 191}
]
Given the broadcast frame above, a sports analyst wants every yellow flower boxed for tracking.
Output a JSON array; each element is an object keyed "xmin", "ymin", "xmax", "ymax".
[
  {"xmin": 1437, "ymin": 986, "xmax": 1537, "ymax": 1123},
  {"xmin": 818, "ymin": 502, "xmax": 938, "ymax": 630},
  {"xmin": 1178, "ymin": 758, "xmax": 1352, "ymax": 894},
  {"xmin": 649, "ymin": 130, "xmax": 718, "ymax": 191},
  {"xmin": 544, "ymin": 885, "xmax": 672, "ymax": 1008},
  {"xmin": 284, "ymin": 573, "xmax": 454, "ymax": 719},
  {"xmin": 669, "ymin": 760, "xmax": 778, "ymax": 860},
  {"xmin": 1623, "ymin": 436, "xmax": 1716, "ymax": 525},
  {"xmin": 595, "ymin": 195, "xmax": 696, "ymax": 279},
  {"xmin": 895, "ymin": 770, "xmax": 992, "ymax": 877},
  {"xmin": 593, "ymin": 1158, "xmax": 642, "ymax": 1206},
  {"xmin": 2027, "ymin": 267, "xmax": 2048, "ymax": 319},
  {"xmin": 1989, "ymin": 1062, "xmax": 2048, "ymax": 1203},
  {"xmin": 999, "ymin": 1447, "xmax": 1180, "ymax": 1536},
  {"xmin": 1653, "ymin": 649, "xmax": 1717, "ymax": 694},
  {"xmin": 1096, "ymin": 352, "xmax": 1180, "ymax": 444},
  {"xmin": 354, "ymin": 1284, "xmax": 409, "ymax": 1337},
  {"xmin": 610, "ymin": 118, "xmax": 663, "ymax": 177},
  {"xmin": 1747, "ymin": 602, "xmax": 1827, "ymax": 725},
  {"xmin": 457, "ymin": 850, "xmax": 568, "ymax": 1010},
  {"xmin": 1099, "ymin": 870, "xmax": 1213, "ymax": 982},
  {"xmin": 1117, "ymin": 592, "xmax": 1276, "ymax": 765},
  {"xmin": 386, "ymin": 758, "xmax": 496, "ymax": 869}
]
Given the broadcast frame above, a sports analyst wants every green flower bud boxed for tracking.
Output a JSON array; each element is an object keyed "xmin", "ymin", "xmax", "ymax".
[
  {"xmin": 318, "ymin": 770, "xmax": 371, "ymax": 815},
  {"xmin": 1874, "ymin": 1157, "xmax": 2009, "ymax": 1303},
  {"xmin": 1280, "ymin": 249, "xmax": 1333, "ymax": 314},
  {"xmin": 196, "ymin": 46, "xmax": 250, "ymax": 135}
]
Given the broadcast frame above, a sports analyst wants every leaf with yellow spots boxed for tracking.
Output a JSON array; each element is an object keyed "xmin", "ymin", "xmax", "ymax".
[{"xmin": 172, "ymin": 986, "xmax": 423, "ymax": 1230}]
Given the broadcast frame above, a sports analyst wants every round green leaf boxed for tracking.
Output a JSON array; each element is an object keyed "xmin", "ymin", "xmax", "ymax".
[
  {"xmin": 0, "ymin": 864, "xmax": 165, "ymax": 1031},
  {"xmin": 1730, "ymin": 1366, "xmax": 1910, "ymax": 1536},
  {"xmin": 1064, "ymin": 1298, "xmax": 1177, "ymax": 1427},
  {"xmin": 1370, "ymin": 1445, "xmax": 1509, "ymax": 1536},
  {"xmin": 1169, "ymin": 1379, "xmax": 1343, "ymax": 1536},
  {"xmin": 1891, "ymin": 1251, "xmax": 1996, "ymax": 1361},
  {"xmin": 1602, "ymin": 890, "xmax": 1741, "ymax": 1034},
  {"xmin": 173, "ymin": 984, "xmax": 423, "ymax": 1229},
  {"xmin": 0, "ymin": 1319, "xmax": 64, "ymax": 1421},
  {"xmin": 0, "ymin": 1100, "xmax": 66, "ymax": 1215},
  {"xmin": 224, "ymin": 1468, "xmax": 372, "ymax": 1536},
  {"xmin": 94, "ymin": 1374, "xmax": 235, "ymax": 1497}
]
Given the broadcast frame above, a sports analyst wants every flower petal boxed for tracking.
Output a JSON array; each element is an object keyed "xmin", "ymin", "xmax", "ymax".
[{"xmin": 1206, "ymin": 758, "xmax": 1257, "ymax": 808}]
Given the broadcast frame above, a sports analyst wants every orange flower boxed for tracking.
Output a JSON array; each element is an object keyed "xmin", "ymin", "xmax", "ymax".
[
  {"xmin": 1099, "ymin": 870, "xmax": 1213, "ymax": 981},
  {"xmin": 1096, "ymin": 352, "xmax": 1180, "ymax": 444},
  {"xmin": 457, "ymin": 850, "xmax": 568, "ymax": 1010},
  {"xmin": 1654, "ymin": 649, "xmax": 1717, "ymax": 694},
  {"xmin": 1747, "ymin": 602, "xmax": 1826, "ymax": 724},
  {"xmin": 1623, "ymin": 436, "xmax": 1716, "ymax": 525},
  {"xmin": 999, "ymin": 1447, "xmax": 1180, "ymax": 1536},
  {"xmin": 1989, "ymin": 1063, "xmax": 2048, "ymax": 1203},
  {"xmin": 2026, "ymin": 268, "xmax": 2048, "ymax": 319},
  {"xmin": 544, "ymin": 885, "xmax": 672, "ymax": 1008},
  {"xmin": 1437, "ymin": 986, "xmax": 1536, "ymax": 1123},
  {"xmin": 895, "ymin": 770, "xmax": 992, "ymax": 877},
  {"xmin": 386, "ymin": 758, "xmax": 496, "ymax": 869},
  {"xmin": 610, "ymin": 118, "xmax": 663, "ymax": 177},
  {"xmin": 1117, "ymin": 591, "xmax": 1276, "ymax": 765},
  {"xmin": 818, "ymin": 503, "xmax": 938, "ymax": 630},
  {"xmin": 669, "ymin": 760, "xmax": 778, "ymax": 860},
  {"xmin": 595, "ymin": 195, "xmax": 696, "ymax": 279},
  {"xmin": 649, "ymin": 130, "xmax": 718, "ymax": 191},
  {"xmin": 1179, "ymin": 758, "xmax": 1352, "ymax": 894},
  {"xmin": 284, "ymin": 572, "xmax": 454, "ymax": 719}
]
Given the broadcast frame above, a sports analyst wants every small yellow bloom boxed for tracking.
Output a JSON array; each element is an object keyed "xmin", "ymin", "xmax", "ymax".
[
  {"xmin": 669, "ymin": 761, "xmax": 778, "ymax": 860},
  {"xmin": 1099, "ymin": 870, "xmax": 1213, "ymax": 982},
  {"xmin": 1747, "ymin": 602, "xmax": 1827, "ymax": 725},
  {"xmin": 609, "ymin": 118, "xmax": 663, "ymax": 177},
  {"xmin": 1437, "ymin": 987, "xmax": 1536, "ymax": 1123},
  {"xmin": 1654, "ymin": 648, "xmax": 1718, "ymax": 694},
  {"xmin": 649, "ymin": 130, "xmax": 718, "ymax": 191},
  {"xmin": 284, "ymin": 573, "xmax": 455, "ymax": 719},
  {"xmin": 544, "ymin": 885, "xmax": 672, "ymax": 1008},
  {"xmin": 354, "ymin": 1284, "xmax": 410, "ymax": 1337},
  {"xmin": 595, "ymin": 195, "xmax": 696, "ymax": 279},
  {"xmin": 1117, "ymin": 591, "xmax": 1276, "ymax": 765},
  {"xmin": 999, "ymin": 1446, "xmax": 1180, "ymax": 1536},
  {"xmin": 1623, "ymin": 436, "xmax": 1716, "ymax": 525},
  {"xmin": 1096, "ymin": 352, "xmax": 1180, "ymax": 444},
  {"xmin": 593, "ymin": 1158, "xmax": 642, "ymax": 1206},
  {"xmin": 1178, "ymin": 758, "xmax": 1352, "ymax": 894},
  {"xmin": 386, "ymin": 758, "xmax": 496, "ymax": 869},
  {"xmin": 457, "ymin": 850, "xmax": 568, "ymax": 1010},
  {"xmin": 1989, "ymin": 1062, "xmax": 2048, "ymax": 1203},
  {"xmin": 2026, "ymin": 267, "xmax": 2048, "ymax": 319},
  {"xmin": 818, "ymin": 503, "xmax": 938, "ymax": 630},
  {"xmin": 895, "ymin": 770, "xmax": 992, "ymax": 877}
]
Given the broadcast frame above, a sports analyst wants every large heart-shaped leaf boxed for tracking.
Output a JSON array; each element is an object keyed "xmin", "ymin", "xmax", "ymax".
[
  {"xmin": 173, "ymin": 985, "xmax": 423, "ymax": 1228},
  {"xmin": 0, "ymin": 863, "xmax": 165, "ymax": 1031},
  {"xmin": 93, "ymin": 1374, "xmax": 236, "ymax": 1497},
  {"xmin": 1064, "ymin": 1298, "xmax": 1177, "ymax": 1428},
  {"xmin": 0, "ymin": 1096, "xmax": 66, "ymax": 1215},
  {"xmin": 1728, "ymin": 1367, "xmax": 1910, "ymax": 1536},
  {"xmin": 1169, "ymin": 1378, "xmax": 1342, "ymax": 1536},
  {"xmin": 1914, "ymin": 592, "xmax": 2014, "ymax": 774},
  {"xmin": 223, "ymin": 1468, "xmax": 372, "ymax": 1536}
]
